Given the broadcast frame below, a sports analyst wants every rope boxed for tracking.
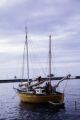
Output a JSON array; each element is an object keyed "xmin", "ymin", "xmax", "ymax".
[{"xmin": 63, "ymin": 79, "xmax": 69, "ymax": 93}]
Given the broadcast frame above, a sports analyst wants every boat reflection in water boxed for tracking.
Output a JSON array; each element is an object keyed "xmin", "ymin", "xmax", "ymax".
[
  {"xmin": 18, "ymin": 102, "xmax": 65, "ymax": 120},
  {"xmin": 19, "ymin": 102, "xmax": 65, "ymax": 113}
]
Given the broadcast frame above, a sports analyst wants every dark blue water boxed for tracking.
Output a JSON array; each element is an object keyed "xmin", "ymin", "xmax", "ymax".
[{"xmin": 0, "ymin": 79, "xmax": 80, "ymax": 120}]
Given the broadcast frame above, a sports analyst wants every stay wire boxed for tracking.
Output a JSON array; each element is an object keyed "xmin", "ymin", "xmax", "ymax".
[
  {"xmin": 63, "ymin": 78, "xmax": 69, "ymax": 93},
  {"xmin": 29, "ymin": 39, "xmax": 46, "ymax": 77},
  {"xmin": 21, "ymin": 44, "xmax": 26, "ymax": 81}
]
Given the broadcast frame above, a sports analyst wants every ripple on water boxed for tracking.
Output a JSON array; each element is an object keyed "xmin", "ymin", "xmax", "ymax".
[{"xmin": 0, "ymin": 81, "xmax": 80, "ymax": 120}]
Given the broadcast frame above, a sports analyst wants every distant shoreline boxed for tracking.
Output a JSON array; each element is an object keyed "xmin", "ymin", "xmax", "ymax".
[{"xmin": 0, "ymin": 76, "xmax": 80, "ymax": 83}]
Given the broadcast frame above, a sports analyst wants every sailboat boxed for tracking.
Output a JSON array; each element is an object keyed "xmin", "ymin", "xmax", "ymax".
[{"xmin": 14, "ymin": 30, "xmax": 70, "ymax": 104}]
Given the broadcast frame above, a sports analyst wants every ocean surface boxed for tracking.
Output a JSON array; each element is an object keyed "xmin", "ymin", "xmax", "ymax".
[{"xmin": 0, "ymin": 79, "xmax": 80, "ymax": 120}]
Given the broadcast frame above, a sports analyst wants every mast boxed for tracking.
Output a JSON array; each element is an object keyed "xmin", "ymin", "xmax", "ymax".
[
  {"xmin": 49, "ymin": 35, "xmax": 51, "ymax": 82},
  {"xmin": 25, "ymin": 27, "xmax": 29, "ymax": 85}
]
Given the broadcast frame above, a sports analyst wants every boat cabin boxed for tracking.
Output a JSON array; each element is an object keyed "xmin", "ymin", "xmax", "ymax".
[{"xmin": 35, "ymin": 87, "xmax": 45, "ymax": 94}]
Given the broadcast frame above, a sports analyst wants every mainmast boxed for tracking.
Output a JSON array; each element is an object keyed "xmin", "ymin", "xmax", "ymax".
[
  {"xmin": 25, "ymin": 27, "xmax": 29, "ymax": 85},
  {"xmin": 49, "ymin": 35, "xmax": 52, "ymax": 82}
]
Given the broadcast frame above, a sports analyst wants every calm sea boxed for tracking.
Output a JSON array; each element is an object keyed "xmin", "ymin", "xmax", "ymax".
[{"xmin": 0, "ymin": 79, "xmax": 80, "ymax": 120}]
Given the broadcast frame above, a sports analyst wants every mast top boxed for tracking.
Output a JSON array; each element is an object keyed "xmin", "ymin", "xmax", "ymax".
[
  {"xmin": 49, "ymin": 35, "xmax": 51, "ymax": 39},
  {"xmin": 25, "ymin": 26, "xmax": 27, "ymax": 40}
]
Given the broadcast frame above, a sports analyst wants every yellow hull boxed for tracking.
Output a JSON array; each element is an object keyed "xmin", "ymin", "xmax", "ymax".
[{"xmin": 17, "ymin": 92, "xmax": 64, "ymax": 103}]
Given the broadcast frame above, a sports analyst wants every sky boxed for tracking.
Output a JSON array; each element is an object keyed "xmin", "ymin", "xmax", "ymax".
[{"xmin": 0, "ymin": 0, "xmax": 80, "ymax": 79}]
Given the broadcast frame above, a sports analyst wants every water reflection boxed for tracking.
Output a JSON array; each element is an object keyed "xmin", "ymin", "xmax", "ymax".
[
  {"xmin": 19, "ymin": 102, "xmax": 65, "ymax": 111},
  {"xmin": 18, "ymin": 102, "xmax": 65, "ymax": 120},
  {"xmin": 0, "ymin": 80, "xmax": 80, "ymax": 120}
]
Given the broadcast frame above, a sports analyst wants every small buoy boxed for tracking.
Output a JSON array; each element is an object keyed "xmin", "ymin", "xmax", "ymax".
[{"xmin": 48, "ymin": 101, "xmax": 64, "ymax": 106}]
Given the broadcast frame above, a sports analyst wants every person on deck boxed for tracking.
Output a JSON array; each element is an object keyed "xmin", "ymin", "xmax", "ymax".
[
  {"xmin": 45, "ymin": 82, "xmax": 52, "ymax": 94},
  {"xmin": 37, "ymin": 76, "xmax": 42, "ymax": 82}
]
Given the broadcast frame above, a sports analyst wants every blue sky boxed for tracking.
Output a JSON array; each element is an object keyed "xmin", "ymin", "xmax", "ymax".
[{"xmin": 0, "ymin": 0, "xmax": 80, "ymax": 79}]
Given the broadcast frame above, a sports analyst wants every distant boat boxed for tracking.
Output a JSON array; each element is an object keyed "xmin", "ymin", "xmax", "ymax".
[{"xmin": 14, "ymin": 28, "xmax": 70, "ymax": 104}]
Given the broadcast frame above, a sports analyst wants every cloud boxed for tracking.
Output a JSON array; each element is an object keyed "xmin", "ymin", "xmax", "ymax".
[
  {"xmin": 0, "ymin": 0, "xmax": 26, "ymax": 8},
  {"xmin": 0, "ymin": 0, "xmax": 80, "ymax": 78}
]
